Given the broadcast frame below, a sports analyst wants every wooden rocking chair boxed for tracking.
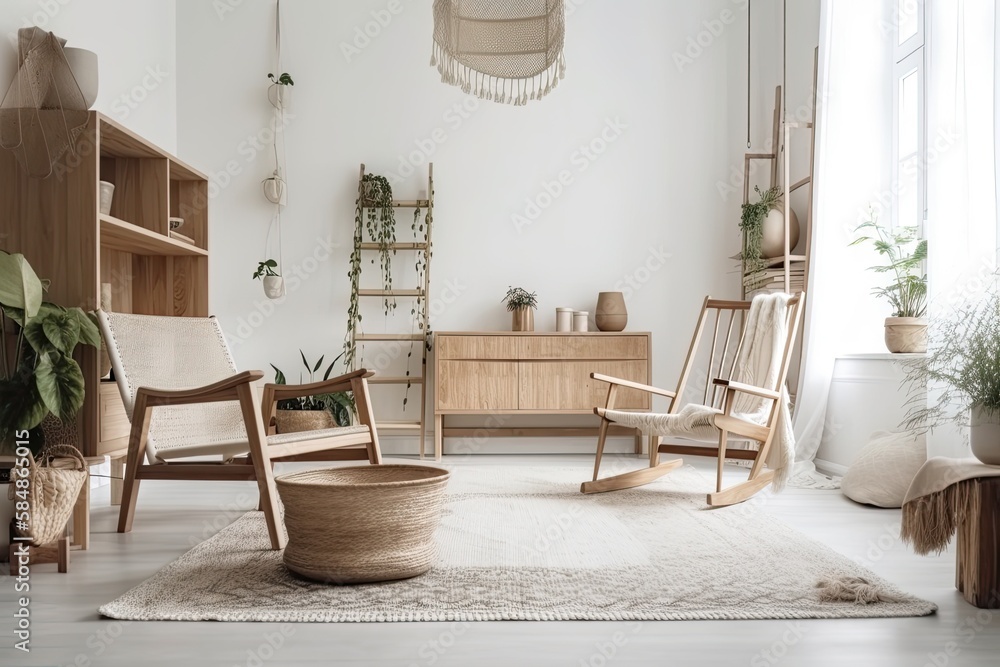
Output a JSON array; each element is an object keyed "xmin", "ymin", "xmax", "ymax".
[
  {"xmin": 97, "ymin": 311, "xmax": 382, "ymax": 550},
  {"xmin": 582, "ymin": 293, "xmax": 804, "ymax": 506}
]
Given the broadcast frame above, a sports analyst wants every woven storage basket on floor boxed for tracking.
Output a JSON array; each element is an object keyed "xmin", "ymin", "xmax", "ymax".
[
  {"xmin": 275, "ymin": 465, "xmax": 450, "ymax": 584},
  {"xmin": 10, "ymin": 445, "xmax": 87, "ymax": 547}
]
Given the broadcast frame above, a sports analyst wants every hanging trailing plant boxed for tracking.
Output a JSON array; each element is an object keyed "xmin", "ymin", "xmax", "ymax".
[
  {"xmin": 740, "ymin": 185, "xmax": 782, "ymax": 272},
  {"xmin": 398, "ymin": 203, "xmax": 432, "ymax": 411},
  {"xmin": 344, "ymin": 172, "xmax": 398, "ymax": 370}
]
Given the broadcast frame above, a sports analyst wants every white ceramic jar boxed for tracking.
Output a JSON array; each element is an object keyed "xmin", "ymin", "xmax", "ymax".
[
  {"xmin": 573, "ymin": 311, "xmax": 589, "ymax": 332},
  {"xmin": 555, "ymin": 308, "xmax": 573, "ymax": 332}
]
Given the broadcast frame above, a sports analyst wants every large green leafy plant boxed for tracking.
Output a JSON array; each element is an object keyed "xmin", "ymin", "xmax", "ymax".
[
  {"xmin": 271, "ymin": 350, "xmax": 355, "ymax": 427},
  {"xmin": 850, "ymin": 209, "xmax": 928, "ymax": 318},
  {"xmin": 0, "ymin": 252, "xmax": 100, "ymax": 453}
]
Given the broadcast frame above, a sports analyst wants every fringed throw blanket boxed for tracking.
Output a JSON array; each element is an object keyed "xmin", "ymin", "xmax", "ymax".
[
  {"xmin": 901, "ymin": 457, "xmax": 1000, "ymax": 555},
  {"xmin": 604, "ymin": 293, "xmax": 796, "ymax": 491},
  {"xmin": 431, "ymin": 0, "xmax": 566, "ymax": 105}
]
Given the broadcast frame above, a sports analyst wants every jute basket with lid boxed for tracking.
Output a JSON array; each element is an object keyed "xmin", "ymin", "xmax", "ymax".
[{"xmin": 275, "ymin": 464, "xmax": 450, "ymax": 584}]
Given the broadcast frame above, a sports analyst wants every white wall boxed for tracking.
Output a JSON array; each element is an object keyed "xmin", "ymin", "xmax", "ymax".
[{"xmin": 0, "ymin": 0, "xmax": 177, "ymax": 152}]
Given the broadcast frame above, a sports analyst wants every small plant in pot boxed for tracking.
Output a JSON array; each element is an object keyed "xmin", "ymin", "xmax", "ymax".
[
  {"xmin": 903, "ymin": 283, "xmax": 1000, "ymax": 464},
  {"xmin": 850, "ymin": 209, "xmax": 928, "ymax": 353},
  {"xmin": 267, "ymin": 71, "xmax": 293, "ymax": 109},
  {"xmin": 0, "ymin": 251, "xmax": 101, "ymax": 455},
  {"xmin": 740, "ymin": 185, "xmax": 800, "ymax": 268},
  {"xmin": 503, "ymin": 286, "xmax": 538, "ymax": 332},
  {"xmin": 253, "ymin": 259, "xmax": 284, "ymax": 300},
  {"xmin": 270, "ymin": 351, "xmax": 355, "ymax": 433}
]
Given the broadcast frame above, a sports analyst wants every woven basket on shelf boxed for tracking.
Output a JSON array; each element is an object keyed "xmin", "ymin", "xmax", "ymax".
[
  {"xmin": 274, "ymin": 409, "xmax": 335, "ymax": 433},
  {"xmin": 275, "ymin": 465, "xmax": 451, "ymax": 584},
  {"xmin": 10, "ymin": 445, "xmax": 87, "ymax": 547}
]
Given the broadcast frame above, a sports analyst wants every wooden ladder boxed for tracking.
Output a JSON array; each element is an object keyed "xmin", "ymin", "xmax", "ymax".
[{"xmin": 350, "ymin": 163, "xmax": 434, "ymax": 458}]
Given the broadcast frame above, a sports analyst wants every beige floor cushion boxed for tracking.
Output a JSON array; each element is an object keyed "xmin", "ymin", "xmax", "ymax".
[{"xmin": 841, "ymin": 430, "xmax": 927, "ymax": 508}]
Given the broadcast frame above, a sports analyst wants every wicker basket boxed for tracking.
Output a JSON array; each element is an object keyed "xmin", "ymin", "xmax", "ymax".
[
  {"xmin": 10, "ymin": 446, "xmax": 88, "ymax": 547},
  {"xmin": 275, "ymin": 465, "xmax": 450, "ymax": 584},
  {"xmin": 274, "ymin": 409, "xmax": 335, "ymax": 433}
]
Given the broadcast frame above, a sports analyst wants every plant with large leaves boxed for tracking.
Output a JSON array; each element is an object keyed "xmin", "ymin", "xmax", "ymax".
[
  {"xmin": 0, "ymin": 251, "xmax": 101, "ymax": 454},
  {"xmin": 271, "ymin": 350, "xmax": 356, "ymax": 427}
]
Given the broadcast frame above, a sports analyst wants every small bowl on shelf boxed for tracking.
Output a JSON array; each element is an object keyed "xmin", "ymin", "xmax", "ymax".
[{"xmin": 168, "ymin": 217, "xmax": 185, "ymax": 231}]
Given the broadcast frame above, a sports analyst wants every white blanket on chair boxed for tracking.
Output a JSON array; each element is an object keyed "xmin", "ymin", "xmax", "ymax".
[{"xmin": 605, "ymin": 293, "xmax": 795, "ymax": 491}]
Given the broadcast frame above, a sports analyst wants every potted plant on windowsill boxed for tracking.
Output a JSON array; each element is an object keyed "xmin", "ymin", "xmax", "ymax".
[
  {"xmin": 903, "ymin": 283, "xmax": 1000, "ymax": 464},
  {"xmin": 851, "ymin": 209, "xmax": 928, "ymax": 353},
  {"xmin": 503, "ymin": 286, "xmax": 538, "ymax": 332},
  {"xmin": 253, "ymin": 259, "xmax": 284, "ymax": 300},
  {"xmin": 0, "ymin": 251, "xmax": 101, "ymax": 455},
  {"xmin": 271, "ymin": 351, "xmax": 355, "ymax": 433}
]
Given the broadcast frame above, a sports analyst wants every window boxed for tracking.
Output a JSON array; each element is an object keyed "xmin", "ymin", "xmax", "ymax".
[{"xmin": 892, "ymin": 0, "xmax": 926, "ymax": 232}]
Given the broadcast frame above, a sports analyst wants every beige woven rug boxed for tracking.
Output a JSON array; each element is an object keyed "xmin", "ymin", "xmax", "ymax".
[{"xmin": 99, "ymin": 465, "xmax": 935, "ymax": 622}]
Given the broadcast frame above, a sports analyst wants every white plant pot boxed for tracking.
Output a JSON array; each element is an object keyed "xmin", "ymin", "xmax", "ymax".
[
  {"xmin": 884, "ymin": 317, "xmax": 927, "ymax": 354},
  {"xmin": 263, "ymin": 175, "xmax": 287, "ymax": 206},
  {"xmin": 99, "ymin": 180, "xmax": 115, "ymax": 215},
  {"xmin": 970, "ymin": 405, "xmax": 1000, "ymax": 465},
  {"xmin": 262, "ymin": 275, "xmax": 285, "ymax": 300},
  {"xmin": 63, "ymin": 47, "xmax": 99, "ymax": 109},
  {"xmin": 268, "ymin": 83, "xmax": 290, "ymax": 110}
]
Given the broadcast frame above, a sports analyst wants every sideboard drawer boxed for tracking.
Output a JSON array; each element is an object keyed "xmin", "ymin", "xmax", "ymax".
[
  {"xmin": 518, "ymin": 336, "xmax": 648, "ymax": 360},
  {"xmin": 436, "ymin": 335, "xmax": 518, "ymax": 360},
  {"xmin": 437, "ymin": 361, "xmax": 518, "ymax": 410},
  {"xmin": 518, "ymin": 360, "xmax": 650, "ymax": 411}
]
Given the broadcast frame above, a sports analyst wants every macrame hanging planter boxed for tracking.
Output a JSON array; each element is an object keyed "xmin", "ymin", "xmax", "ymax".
[{"xmin": 430, "ymin": 0, "xmax": 566, "ymax": 106}]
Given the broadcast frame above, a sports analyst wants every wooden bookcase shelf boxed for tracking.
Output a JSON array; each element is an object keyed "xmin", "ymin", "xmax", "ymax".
[{"xmin": 0, "ymin": 112, "xmax": 210, "ymax": 460}]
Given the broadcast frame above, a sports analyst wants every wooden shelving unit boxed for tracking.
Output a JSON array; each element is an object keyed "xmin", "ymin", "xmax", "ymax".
[
  {"xmin": 349, "ymin": 163, "xmax": 434, "ymax": 457},
  {"xmin": 0, "ymin": 112, "xmax": 210, "ymax": 467}
]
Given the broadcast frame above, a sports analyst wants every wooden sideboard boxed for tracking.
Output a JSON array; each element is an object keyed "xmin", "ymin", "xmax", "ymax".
[{"xmin": 433, "ymin": 332, "xmax": 652, "ymax": 458}]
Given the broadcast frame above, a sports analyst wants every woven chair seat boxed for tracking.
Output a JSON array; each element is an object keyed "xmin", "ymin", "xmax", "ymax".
[{"xmin": 153, "ymin": 425, "xmax": 371, "ymax": 461}]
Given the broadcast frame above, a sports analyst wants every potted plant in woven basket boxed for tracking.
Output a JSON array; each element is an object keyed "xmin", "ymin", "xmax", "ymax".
[
  {"xmin": 271, "ymin": 350, "xmax": 356, "ymax": 433},
  {"xmin": 503, "ymin": 286, "xmax": 538, "ymax": 332},
  {"xmin": 850, "ymin": 209, "xmax": 928, "ymax": 353},
  {"xmin": 0, "ymin": 251, "xmax": 101, "ymax": 455}
]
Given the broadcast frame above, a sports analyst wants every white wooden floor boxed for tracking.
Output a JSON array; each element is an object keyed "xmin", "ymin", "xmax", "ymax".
[{"xmin": 1, "ymin": 454, "xmax": 998, "ymax": 667}]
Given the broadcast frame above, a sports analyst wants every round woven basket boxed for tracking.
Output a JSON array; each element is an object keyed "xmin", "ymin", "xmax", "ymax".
[
  {"xmin": 274, "ymin": 409, "xmax": 335, "ymax": 433},
  {"xmin": 275, "ymin": 465, "xmax": 450, "ymax": 584}
]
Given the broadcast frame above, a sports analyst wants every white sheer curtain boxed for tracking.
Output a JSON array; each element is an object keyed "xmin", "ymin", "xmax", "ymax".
[
  {"xmin": 924, "ymin": 0, "xmax": 999, "ymax": 458},
  {"xmin": 791, "ymin": 0, "xmax": 895, "ymax": 486}
]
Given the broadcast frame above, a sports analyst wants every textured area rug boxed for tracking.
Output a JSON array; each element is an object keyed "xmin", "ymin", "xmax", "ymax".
[{"xmin": 100, "ymin": 465, "xmax": 935, "ymax": 622}]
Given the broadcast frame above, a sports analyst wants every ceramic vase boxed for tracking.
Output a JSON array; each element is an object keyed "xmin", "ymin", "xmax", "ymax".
[
  {"xmin": 595, "ymin": 292, "xmax": 627, "ymax": 331},
  {"xmin": 63, "ymin": 47, "xmax": 99, "ymax": 109},
  {"xmin": 970, "ymin": 405, "xmax": 1000, "ymax": 465},
  {"xmin": 760, "ymin": 207, "xmax": 801, "ymax": 258},
  {"xmin": 263, "ymin": 275, "xmax": 285, "ymax": 300},
  {"xmin": 884, "ymin": 317, "xmax": 927, "ymax": 354}
]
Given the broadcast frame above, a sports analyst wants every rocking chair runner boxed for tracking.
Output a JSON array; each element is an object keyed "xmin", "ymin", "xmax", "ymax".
[
  {"xmin": 97, "ymin": 312, "xmax": 383, "ymax": 550},
  {"xmin": 582, "ymin": 293, "xmax": 804, "ymax": 505}
]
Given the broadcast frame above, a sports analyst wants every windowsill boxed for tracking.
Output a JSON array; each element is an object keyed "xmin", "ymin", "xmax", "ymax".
[{"xmin": 836, "ymin": 352, "xmax": 927, "ymax": 360}]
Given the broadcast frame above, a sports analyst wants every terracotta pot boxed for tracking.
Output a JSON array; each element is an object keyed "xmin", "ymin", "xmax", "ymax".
[
  {"xmin": 884, "ymin": 317, "xmax": 927, "ymax": 354},
  {"xmin": 760, "ymin": 207, "xmax": 801, "ymax": 258},
  {"xmin": 275, "ymin": 409, "xmax": 336, "ymax": 434},
  {"xmin": 511, "ymin": 306, "xmax": 534, "ymax": 332},
  {"xmin": 595, "ymin": 292, "xmax": 628, "ymax": 331},
  {"xmin": 970, "ymin": 405, "xmax": 1000, "ymax": 465}
]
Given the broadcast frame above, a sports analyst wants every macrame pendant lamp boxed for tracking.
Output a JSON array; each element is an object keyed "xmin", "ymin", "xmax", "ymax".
[{"xmin": 430, "ymin": 0, "xmax": 566, "ymax": 106}]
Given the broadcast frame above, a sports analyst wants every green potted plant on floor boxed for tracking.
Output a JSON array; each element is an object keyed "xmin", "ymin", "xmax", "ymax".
[
  {"xmin": 271, "ymin": 350, "xmax": 355, "ymax": 433},
  {"xmin": 503, "ymin": 286, "xmax": 538, "ymax": 332},
  {"xmin": 0, "ymin": 251, "xmax": 101, "ymax": 454},
  {"xmin": 850, "ymin": 208, "xmax": 928, "ymax": 353}
]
